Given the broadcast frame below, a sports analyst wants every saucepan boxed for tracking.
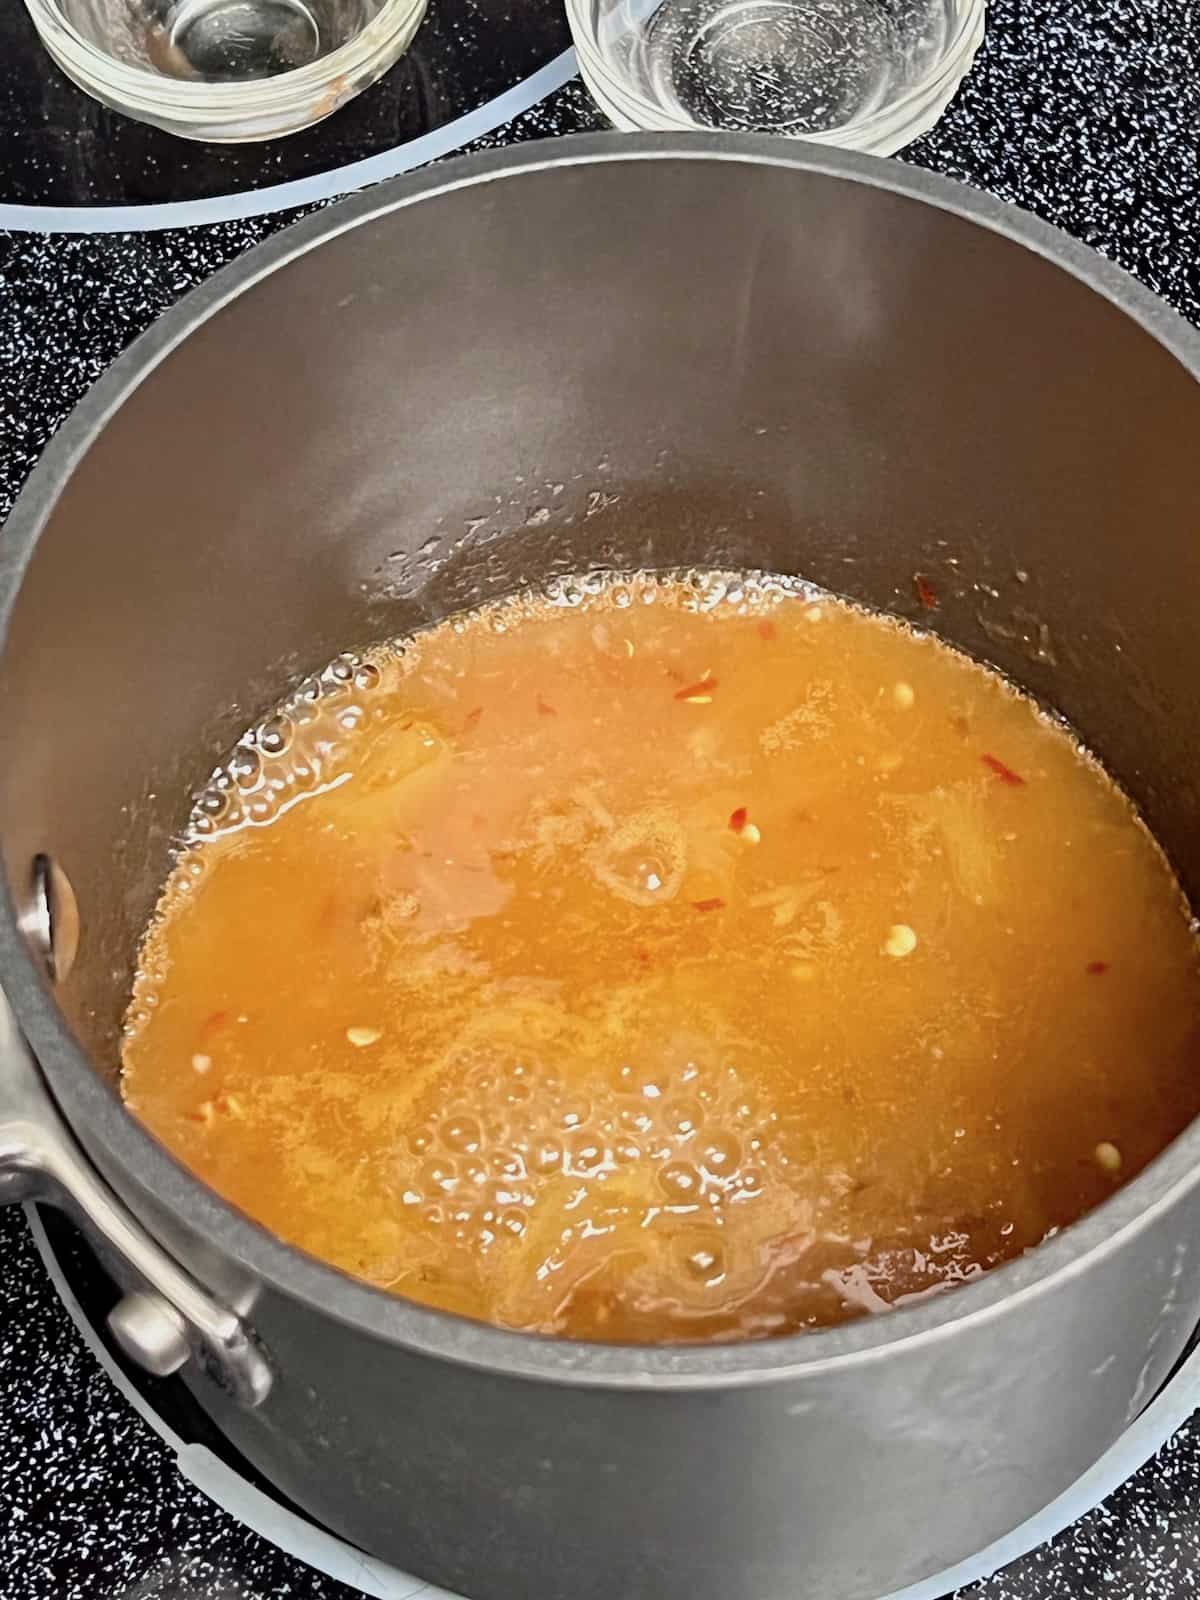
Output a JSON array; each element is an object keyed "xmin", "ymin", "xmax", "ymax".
[{"xmin": 3, "ymin": 135, "xmax": 1200, "ymax": 1600}]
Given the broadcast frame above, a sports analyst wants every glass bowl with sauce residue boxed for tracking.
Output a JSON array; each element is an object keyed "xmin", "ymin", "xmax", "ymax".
[{"xmin": 22, "ymin": 0, "xmax": 426, "ymax": 141}]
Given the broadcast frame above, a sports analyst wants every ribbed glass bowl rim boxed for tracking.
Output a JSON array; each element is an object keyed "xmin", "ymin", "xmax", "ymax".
[
  {"xmin": 567, "ymin": 0, "xmax": 985, "ymax": 141},
  {"xmin": 23, "ymin": 0, "xmax": 424, "ymax": 110}
]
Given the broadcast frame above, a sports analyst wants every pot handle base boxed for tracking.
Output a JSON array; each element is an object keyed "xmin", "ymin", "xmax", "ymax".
[{"xmin": 0, "ymin": 987, "xmax": 272, "ymax": 1408}]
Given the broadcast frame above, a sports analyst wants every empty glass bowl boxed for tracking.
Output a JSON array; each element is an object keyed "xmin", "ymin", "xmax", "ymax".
[
  {"xmin": 566, "ymin": 0, "xmax": 985, "ymax": 154},
  {"xmin": 24, "ymin": 0, "xmax": 426, "ymax": 141}
]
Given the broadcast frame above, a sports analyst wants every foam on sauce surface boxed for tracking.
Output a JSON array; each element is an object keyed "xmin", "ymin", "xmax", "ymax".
[{"xmin": 121, "ymin": 572, "xmax": 1200, "ymax": 1342}]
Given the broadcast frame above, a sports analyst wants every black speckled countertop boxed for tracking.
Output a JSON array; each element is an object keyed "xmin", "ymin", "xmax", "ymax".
[{"xmin": 3, "ymin": 4, "xmax": 1200, "ymax": 1596}]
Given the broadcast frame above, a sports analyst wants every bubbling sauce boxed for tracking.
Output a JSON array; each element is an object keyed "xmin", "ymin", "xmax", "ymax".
[{"xmin": 121, "ymin": 571, "xmax": 1200, "ymax": 1342}]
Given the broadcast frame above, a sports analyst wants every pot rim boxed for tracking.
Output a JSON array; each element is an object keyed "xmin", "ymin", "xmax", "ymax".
[{"xmin": 4, "ymin": 132, "xmax": 1200, "ymax": 1390}]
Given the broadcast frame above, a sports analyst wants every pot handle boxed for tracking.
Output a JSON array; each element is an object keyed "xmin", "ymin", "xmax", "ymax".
[{"xmin": 0, "ymin": 986, "xmax": 272, "ymax": 1408}]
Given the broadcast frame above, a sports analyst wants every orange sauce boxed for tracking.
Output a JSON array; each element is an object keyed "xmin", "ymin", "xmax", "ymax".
[{"xmin": 121, "ymin": 572, "xmax": 1200, "ymax": 1342}]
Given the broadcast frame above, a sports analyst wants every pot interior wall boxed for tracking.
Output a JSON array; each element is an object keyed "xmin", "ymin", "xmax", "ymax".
[{"xmin": 4, "ymin": 156, "xmax": 1200, "ymax": 1083}]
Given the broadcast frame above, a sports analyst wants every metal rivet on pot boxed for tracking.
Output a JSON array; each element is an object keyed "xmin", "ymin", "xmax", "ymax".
[
  {"xmin": 19, "ymin": 855, "xmax": 79, "ymax": 983},
  {"xmin": 107, "ymin": 1290, "xmax": 190, "ymax": 1378}
]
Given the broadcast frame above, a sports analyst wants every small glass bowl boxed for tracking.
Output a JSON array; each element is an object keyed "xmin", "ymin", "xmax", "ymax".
[
  {"xmin": 566, "ymin": 0, "xmax": 985, "ymax": 155},
  {"xmin": 23, "ymin": 0, "xmax": 427, "ymax": 142}
]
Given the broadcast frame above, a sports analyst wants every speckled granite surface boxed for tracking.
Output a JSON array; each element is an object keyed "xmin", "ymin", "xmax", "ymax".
[{"xmin": 3, "ymin": 3, "xmax": 1200, "ymax": 1595}]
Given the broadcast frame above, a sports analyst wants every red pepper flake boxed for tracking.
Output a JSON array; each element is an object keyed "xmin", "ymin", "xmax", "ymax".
[
  {"xmin": 462, "ymin": 707, "xmax": 484, "ymax": 733},
  {"xmin": 729, "ymin": 807, "xmax": 748, "ymax": 834},
  {"xmin": 914, "ymin": 573, "xmax": 940, "ymax": 610},
  {"xmin": 675, "ymin": 676, "xmax": 718, "ymax": 702},
  {"xmin": 692, "ymin": 897, "xmax": 726, "ymax": 912},
  {"xmin": 636, "ymin": 948, "xmax": 652, "ymax": 967},
  {"xmin": 1086, "ymin": 960, "xmax": 1109, "ymax": 976},
  {"xmin": 536, "ymin": 695, "xmax": 558, "ymax": 717},
  {"xmin": 198, "ymin": 1009, "xmax": 229, "ymax": 1043},
  {"xmin": 757, "ymin": 619, "xmax": 777, "ymax": 641},
  {"xmin": 982, "ymin": 753, "xmax": 1025, "ymax": 786}
]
